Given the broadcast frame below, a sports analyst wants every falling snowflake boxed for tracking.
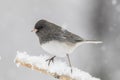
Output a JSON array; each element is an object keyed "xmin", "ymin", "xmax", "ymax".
[
  {"xmin": 101, "ymin": 46, "xmax": 106, "ymax": 51},
  {"xmin": 0, "ymin": 56, "xmax": 1, "ymax": 61},
  {"xmin": 112, "ymin": 0, "xmax": 117, "ymax": 5},
  {"xmin": 109, "ymin": 26, "xmax": 114, "ymax": 32},
  {"xmin": 116, "ymin": 5, "xmax": 120, "ymax": 12}
]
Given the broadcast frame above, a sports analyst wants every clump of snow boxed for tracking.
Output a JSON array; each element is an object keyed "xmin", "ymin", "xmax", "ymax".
[
  {"xmin": 15, "ymin": 51, "xmax": 100, "ymax": 80},
  {"xmin": 112, "ymin": 0, "xmax": 117, "ymax": 5}
]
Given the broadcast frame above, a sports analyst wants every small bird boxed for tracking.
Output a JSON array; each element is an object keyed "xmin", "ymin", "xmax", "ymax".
[{"xmin": 32, "ymin": 19, "xmax": 102, "ymax": 72}]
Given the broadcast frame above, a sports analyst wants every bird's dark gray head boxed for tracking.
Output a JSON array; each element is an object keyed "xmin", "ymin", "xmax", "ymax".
[
  {"xmin": 34, "ymin": 19, "xmax": 47, "ymax": 33},
  {"xmin": 33, "ymin": 19, "xmax": 62, "ymax": 44},
  {"xmin": 33, "ymin": 19, "xmax": 61, "ymax": 34}
]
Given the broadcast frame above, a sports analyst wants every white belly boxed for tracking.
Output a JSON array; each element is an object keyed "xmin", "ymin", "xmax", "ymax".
[{"xmin": 41, "ymin": 41, "xmax": 77, "ymax": 57}]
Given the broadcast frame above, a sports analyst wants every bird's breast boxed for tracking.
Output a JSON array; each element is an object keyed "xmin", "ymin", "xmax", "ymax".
[{"xmin": 40, "ymin": 40, "xmax": 76, "ymax": 57}]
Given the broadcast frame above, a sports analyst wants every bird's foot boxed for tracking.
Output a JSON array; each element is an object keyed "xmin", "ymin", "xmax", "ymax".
[
  {"xmin": 46, "ymin": 56, "xmax": 56, "ymax": 66},
  {"xmin": 70, "ymin": 68, "xmax": 73, "ymax": 73}
]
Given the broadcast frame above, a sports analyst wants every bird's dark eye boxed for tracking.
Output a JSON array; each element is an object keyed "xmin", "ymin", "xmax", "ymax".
[
  {"xmin": 39, "ymin": 26, "xmax": 43, "ymax": 29},
  {"xmin": 36, "ymin": 26, "xmax": 44, "ymax": 30}
]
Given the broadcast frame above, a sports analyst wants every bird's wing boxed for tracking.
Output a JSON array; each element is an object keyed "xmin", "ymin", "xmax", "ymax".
[{"xmin": 57, "ymin": 29, "xmax": 84, "ymax": 43}]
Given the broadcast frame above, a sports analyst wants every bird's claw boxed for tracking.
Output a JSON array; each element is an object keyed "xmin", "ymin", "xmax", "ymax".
[{"xmin": 46, "ymin": 56, "xmax": 56, "ymax": 66}]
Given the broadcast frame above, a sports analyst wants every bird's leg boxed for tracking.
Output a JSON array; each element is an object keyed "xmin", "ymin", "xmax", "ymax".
[
  {"xmin": 66, "ymin": 54, "xmax": 73, "ymax": 73},
  {"xmin": 46, "ymin": 56, "xmax": 56, "ymax": 66}
]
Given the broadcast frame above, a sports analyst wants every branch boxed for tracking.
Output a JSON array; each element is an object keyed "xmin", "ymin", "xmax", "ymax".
[{"xmin": 14, "ymin": 51, "xmax": 100, "ymax": 80}]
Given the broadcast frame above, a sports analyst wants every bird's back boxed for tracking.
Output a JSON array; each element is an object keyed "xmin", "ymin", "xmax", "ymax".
[{"xmin": 39, "ymin": 21, "xmax": 84, "ymax": 44}]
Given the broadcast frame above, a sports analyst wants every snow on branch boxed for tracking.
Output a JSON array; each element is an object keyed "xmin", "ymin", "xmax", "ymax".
[{"xmin": 14, "ymin": 51, "xmax": 100, "ymax": 80}]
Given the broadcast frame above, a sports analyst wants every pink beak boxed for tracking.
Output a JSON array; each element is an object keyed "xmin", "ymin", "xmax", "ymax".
[{"xmin": 31, "ymin": 29, "xmax": 38, "ymax": 32}]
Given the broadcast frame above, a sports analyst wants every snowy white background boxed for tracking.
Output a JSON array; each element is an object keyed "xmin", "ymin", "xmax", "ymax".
[{"xmin": 0, "ymin": 0, "xmax": 119, "ymax": 80}]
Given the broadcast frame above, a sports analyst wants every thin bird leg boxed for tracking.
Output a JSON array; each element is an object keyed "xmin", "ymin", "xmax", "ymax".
[
  {"xmin": 66, "ymin": 54, "xmax": 72, "ymax": 73},
  {"xmin": 46, "ymin": 56, "xmax": 56, "ymax": 66}
]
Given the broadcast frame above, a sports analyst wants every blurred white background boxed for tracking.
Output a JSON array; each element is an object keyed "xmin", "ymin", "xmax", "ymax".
[{"xmin": 0, "ymin": 0, "xmax": 120, "ymax": 80}]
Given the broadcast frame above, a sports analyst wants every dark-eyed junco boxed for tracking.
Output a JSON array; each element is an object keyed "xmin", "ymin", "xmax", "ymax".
[{"xmin": 32, "ymin": 19, "xmax": 102, "ymax": 72}]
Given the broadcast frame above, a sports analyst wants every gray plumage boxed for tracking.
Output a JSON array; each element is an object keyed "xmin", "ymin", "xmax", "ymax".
[{"xmin": 35, "ymin": 19, "xmax": 84, "ymax": 44}]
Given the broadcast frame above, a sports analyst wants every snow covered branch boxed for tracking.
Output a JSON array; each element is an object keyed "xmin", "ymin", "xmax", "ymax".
[{"xmin": 14, "ymin": 51, "xmax": 100, "ymax": 80}]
